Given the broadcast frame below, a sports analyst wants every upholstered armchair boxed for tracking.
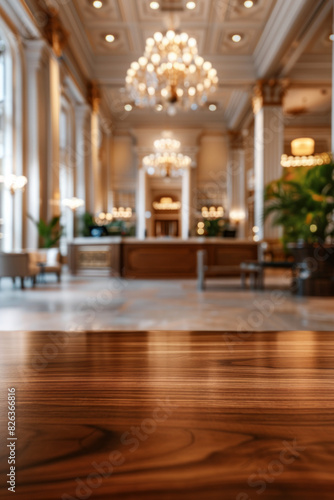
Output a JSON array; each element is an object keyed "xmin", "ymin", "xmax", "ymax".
[
  {"xmin": 28, "ymin": 248, "xmax": 62, "ymax": 282},
  {"xmin": 0, "ymin": 252, "xmax": 39, "ymax": 289}
]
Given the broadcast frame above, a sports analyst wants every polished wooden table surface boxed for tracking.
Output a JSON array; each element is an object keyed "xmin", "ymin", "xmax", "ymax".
[{"xmin": 1, "ymin": 331, "xmax": 334, "ymax": 499}]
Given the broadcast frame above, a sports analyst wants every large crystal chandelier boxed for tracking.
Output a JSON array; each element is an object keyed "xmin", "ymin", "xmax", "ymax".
[
  {"xmin": 143, "ymin": 138, "xmax": 191, "ymax": 177},
  {"xmin": 126, "ymin": 30, "xmax": 218, "ymax": 115}
]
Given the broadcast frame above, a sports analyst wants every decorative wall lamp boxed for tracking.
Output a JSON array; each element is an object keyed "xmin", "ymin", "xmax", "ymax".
[
  {"xmin": 0, "ymin": 174, "xmax": 28, "ymax": 195},
  {"xmin": 62, "ymin": 197, "xmax": 85, "ymax": 212},
  {"xmin": 201, "ymin": 206, "xmax": 224, "ymax": 219},
  {"xmin": 229, "ymin": 209, "xmax": 246, "ymax": 224},
  {"xmin": 95, "ymin": 208, "xmax": 133, "ymax": 226},
  {"xmin": 153, "ymin": 197, "xmax": 181, "ymax": 211},
  {"xmin": 0, "ymin": 174, "xmax": 28, "ymax": 250}
]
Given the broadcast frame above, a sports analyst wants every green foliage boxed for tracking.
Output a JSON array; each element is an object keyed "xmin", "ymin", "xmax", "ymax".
[
  {"xmin": 81, "ymin": 212, "xmax": 95, "ymax": 237},
  {"xmin": 80, "ymin": 212, "xmax": 136, "ymax": 237},
  {"xmin": 264, "ymin": 162, "xmax": 334, "ymax": 246},
  {"xmin": 201, "ymin": 218, "xmax": 225, "ymax": 237},
  {"xmin": 28, "ymin": 215, "xmax": 64, "ymax": 248}
]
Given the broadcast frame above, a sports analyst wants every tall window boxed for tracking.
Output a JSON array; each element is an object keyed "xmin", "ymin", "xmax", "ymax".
[
  {"xmin": 59, "ymin": 103, "xmax": 74, "ymax": 255},
  {"xmin": 0, "ymin": 38, "xmax": 6, "ymax": 250}
]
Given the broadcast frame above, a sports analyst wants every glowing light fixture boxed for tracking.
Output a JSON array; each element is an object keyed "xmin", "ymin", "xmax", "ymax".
[
  {"xmin": 143, "ymin": 138, "xmax": 191, "ymax": 178},
  {"xmin": 280, "ymin": 138, "xmax": 330, "ymax": 168},
  {"xmin": 281, "ymin": 153, "xmax": 331, "ymax": 168},
  {"xmin": 126, "ymin": 30, "xmax": 218, "ymax": 114},
  {"xmin": 229, "ymin": 209, "xmax": 246, "ymax": 223},
  {"xmin": 105, "ymin": 34, "xmax": 115, "ymax": 43},
  {"xmin": 1, "ymin": 174, "xmax": 28, "ymax": 195},
  {"xmin": 291, "ymin": 138, "xmax": 315, "ymax": 156},
  {"xmin": 202, "ymin": 206, "xmax": 224, "ymax": 219},
  {"xmin": 150, "ymin": 1, "xmax": 160, "ymax": 9},
  {"xmin": 62, "ymin": 197, "xmax": 85, "ymax": 212},
  {"xmin": 95, "ymin": 208, "xmax": 133, "ymax": 225},
  {"xmin": 244, "ymin": 0, "xmax": 254, "ymax": 8},
  {"xmin": 93, "ymin": 0, "xmax": 103, "ymax": 8},
  {"xmin": 231, "ymin": 34, "xmax": 242, "ymax": 43},
  {"xmin": 153, "ymin": 197, "xmax": 181, "ymax": 211},
  {"xmin": 112, "ymin": 207, "xmax": 133, "ymax": 219},
  {"xmin": 186, "ymin": 1, "xmax": 197, "ymax": 9},
  {"xmin": 124, "ymin": 104, "xmax": 133, "ymax": 112},
  {"xmin": 209, "ymin": 103, "xmax": 217, "ymax": 111}
]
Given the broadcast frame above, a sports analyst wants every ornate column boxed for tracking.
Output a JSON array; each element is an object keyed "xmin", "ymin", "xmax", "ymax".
[
  {"xmin": 253, "ymin": 79, "xmax": 286, "ymax": 240},
  {"xmin": 88, "ymin": 82, "xmax": 102, "ymax": 215},
  {"xmin": 228, "ymin": 132, "xmax": 246, "ymax": 238},
  {"xmin": 75, "ymin": 104, "xmax": 90, "ymax": 209},
  {"xmin": 24, "ymin": 39, "xmax": 48, "ymax": 249},
  {"xmin": 182, "ymin": 168, "xmax": 191, "ymax": 239},
  {"xmin": 48, "ymin": 53, "xmax": 61, "ymax": 218},
  {"xmin": 136, "ymin": 166, "xmax": 147, "ymax": 240}
]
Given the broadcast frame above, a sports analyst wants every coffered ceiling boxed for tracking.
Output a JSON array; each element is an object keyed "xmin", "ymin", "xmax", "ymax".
[
  {"xmin": 73, "ymin": 0, "xmax": 277, "ymax": 57},
  {"xmin": 25, "ymin": 0, "xmax": 333, "ymax": 130}
]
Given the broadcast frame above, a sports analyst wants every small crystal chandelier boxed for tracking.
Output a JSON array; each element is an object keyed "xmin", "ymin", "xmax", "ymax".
[
  {"xmin": 143, "ymin": 138, "xmax": 191, "ymax": 177},
  {"xmin": 126, "ymin": 30, "xmax": 218, "ymax": 115},
  {"xmin": 62, "ymin": 197, "xmax": 85, "ymax": 212},
  {"xmin": 281, "ymin": 138, "xmax": 331, "ymax": 168}
]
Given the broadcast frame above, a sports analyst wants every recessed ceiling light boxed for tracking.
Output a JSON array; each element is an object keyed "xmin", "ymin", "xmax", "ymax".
[
  {"xmin": 186, "ymin": 1, "xmax": 197, "ymax": 9},
  {"xmin": 244, "ymin": 0, "xmax": 254, "ymax": 8},
  {"xmin": 150, "ymin": 1, "xmax": 160, "ymax": 9},
  {"xmin": 209, "ymin": 104, "xmax": 217, "ymax": 111},
  {"xmin": 93, "ymin": 0, "xmax": 103, "ymax": 8},
  {"xmin": 105, "ymin": 34, "xmax": 115, "ymax": 43},
  {"xmin": 155, "ymin": 104, "xmax": 163, "ymax": 111},
  {"xmin": 231, "ymin": 34, "xmax": 242, "ymax": 43},
  {"xmin": 329, "ymin": 33, "xmax": 334, "ymax": 41},
  {"xmin": 124, "ymin": 104, "xmax": 133, "ymax": 112}
]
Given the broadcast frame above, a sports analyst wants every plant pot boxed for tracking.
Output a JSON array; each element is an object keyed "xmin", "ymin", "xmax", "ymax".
[{"xmin": 288, "ymin": 243, "xmax": 334, "ymax": 297}]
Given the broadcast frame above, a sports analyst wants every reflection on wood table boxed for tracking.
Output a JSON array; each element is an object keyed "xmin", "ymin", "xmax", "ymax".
[{"xmin": 0, "ymin": 330, "xmax": 334, "ymax": 499}]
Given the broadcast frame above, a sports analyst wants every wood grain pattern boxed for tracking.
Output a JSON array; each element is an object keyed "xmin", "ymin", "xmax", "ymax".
[
  {"xmin": 1, "ymin": 331, "xmax": 334, "ymax": 499},
  {"xmin": 122, "ymin": 242, "xmax": 258, "ymax": 278}
]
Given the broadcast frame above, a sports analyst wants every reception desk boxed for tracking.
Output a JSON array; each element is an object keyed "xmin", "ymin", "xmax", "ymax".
[{"xmin": 68, "ymin": 238, "xmax": 258, "ymax": 279}]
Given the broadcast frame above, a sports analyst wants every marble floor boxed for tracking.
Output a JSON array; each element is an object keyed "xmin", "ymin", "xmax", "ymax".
[{"xmin": 0, "ymin": 271, "xmax": 333, "ymax": 331}]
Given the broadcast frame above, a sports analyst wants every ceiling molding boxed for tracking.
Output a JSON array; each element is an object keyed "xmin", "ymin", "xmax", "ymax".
[
  {"xmin": 254, "ymin": 0, "xmax": 316, "ymax": 78},
  {"xmin": 279, "ymin": 0, "xmax": 332, "ymax": 77},
  {"xmin": 56, "ymin": 1, "xmax": 95, "ymax": 80},
  {"xmin": 1, "ymin": 0, "xmax": 40, "ymax": 39},
  {"xmin": 225, "ymin": 90, "xmax": 251, "ymax": 130}
]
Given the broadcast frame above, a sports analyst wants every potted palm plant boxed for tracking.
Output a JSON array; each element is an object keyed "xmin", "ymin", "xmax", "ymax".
[
  {"xmin": 264, "ymin": 160, "xmax": 334, "ymax": 296},
  {"xmin": 28, "ymin": 215, "xmax": 64, "ymax": 248}
]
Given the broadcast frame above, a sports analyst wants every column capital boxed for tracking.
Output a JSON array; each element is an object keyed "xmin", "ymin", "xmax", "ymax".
[
  {"xmin": 252, "ymin": 79, "xmax": 289, "ymax": 114},
  {"xmin": 43, "ymin": 7, "xmax": 69, "ymax": 58}
]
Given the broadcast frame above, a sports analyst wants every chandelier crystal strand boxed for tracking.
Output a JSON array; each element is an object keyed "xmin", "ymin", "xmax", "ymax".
[
  {"xmin": 126, "ymin": 31, "xmax": 218, "ymax": 114},
  {"xmin": 143, "ymin": 138, "xmax": 192, "ymax": 177}
]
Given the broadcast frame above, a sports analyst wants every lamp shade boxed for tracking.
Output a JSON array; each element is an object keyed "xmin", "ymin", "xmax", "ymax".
[{"xmin": 291, "ymin": 138, "xmax": 315, "ymax": 157}]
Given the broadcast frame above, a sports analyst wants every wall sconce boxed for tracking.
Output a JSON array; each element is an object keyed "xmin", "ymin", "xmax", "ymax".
[
  {"xmin": 0, "ymin": 174, "xmax": 28, "ymax": 195},
  {"xmin": 201, "ymin": 206, "xmax": 224, "ymax": 219},
  {"xmin": 62, "ymin": 197, "xmax": 85, "ymax": 212},
  {"xmin": 229, "ymin": 209, "xmax": 246, "ymax": 224},
  {"xmin": 0, "ymin": 174, "xmax": 28, "ymax": 250}
]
